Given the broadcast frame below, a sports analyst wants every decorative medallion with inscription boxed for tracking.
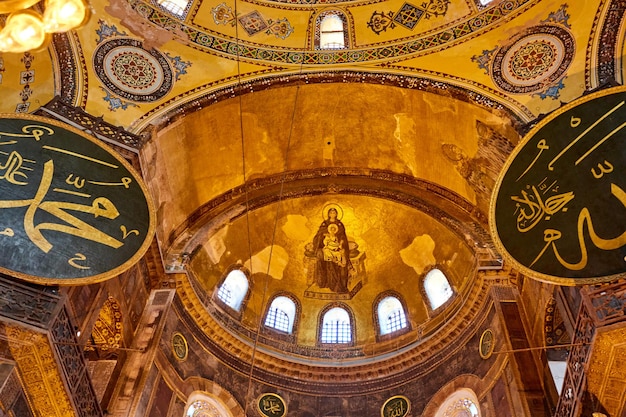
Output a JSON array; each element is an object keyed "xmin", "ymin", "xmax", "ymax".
[
  {"xmin": 491, "ymin": 25, "xmax": 574, "ymax": 94},
  {"xmin": 0, "ymin": 114, "xmax": 155, "ymax": 284},
  {"xmin": 381, "ymin": 395, "xmax": 410, "ymax": 417},
  {"xmin": 172, "ymin": 332, "xmax": 188, "ymax": 361},
  {"xmin": 490, "ymin": 86, "xmax": 626, "ymax": 284},
  {"xmin": 93, "ymin": 38, "xmax": 173, "ymax": 102},
  {"xmin": 257, "ymin": 393, "xmax": 286, "ymax": 417},
  {"xmin": 479, "ymin": 328, "xmax": 495, "ymax": 359}
]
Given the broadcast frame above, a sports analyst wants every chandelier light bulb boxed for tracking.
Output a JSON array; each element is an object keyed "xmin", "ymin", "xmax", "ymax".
[
  {"xmin": 0, "ymin": 10, "xmax": 46, "ymax": 53},
  {"xmin": 43, "ymin": 0, "xmax": 89, "ymax": 33}
]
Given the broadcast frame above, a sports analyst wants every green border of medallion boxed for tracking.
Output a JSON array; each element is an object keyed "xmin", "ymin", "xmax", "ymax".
[{"xmin": 0, "ymin": 113, "xmax": 156, "ymax": 286}]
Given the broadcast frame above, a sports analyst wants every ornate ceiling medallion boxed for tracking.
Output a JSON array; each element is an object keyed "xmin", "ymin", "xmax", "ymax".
[
  {"xmin": 93, "ymin": 37, "xmax": 173, "ymax": 102},
  {"xmin": 491, "ymin": 25, "xmax": 574, "ymax": 94}
]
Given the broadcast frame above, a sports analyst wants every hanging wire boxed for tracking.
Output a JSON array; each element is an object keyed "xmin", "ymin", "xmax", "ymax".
[{"xmin": 230, "ymin": 0, "xmax": 314, "ymax": 412}]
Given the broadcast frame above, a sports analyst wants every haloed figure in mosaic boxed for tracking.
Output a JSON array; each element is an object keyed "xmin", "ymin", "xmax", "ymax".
[{"xmin": 312, "ymin": 206, "xmax": 354, "ymax": 293}]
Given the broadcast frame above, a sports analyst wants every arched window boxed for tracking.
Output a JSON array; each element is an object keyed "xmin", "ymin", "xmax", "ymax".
[
  {"xmin": 184, "ymin": 391, "xmax": 234, "ymax": 417},
  {"xmin": 320, "ymin": 15, "xmax": 344, "ymax": 49},
  {"xmin": 377, "ymin": 296, "xmax": 408, "ymax": 336},
  {"xmin": 156, "ymin": 0, "xmax": 190, "ymax": 17},
  {"xmin": 424, "ymin": 268, "xmax": 453, "ymax": 310},
  {"xmin": 216, "ymin": 269, "xmax": 248, "ymax": 312},
  {"xmin": 433, "ymin": 388, "xmax": 481, "ymax": 417},
  {"xmin": 264, "ymin": 296, "xmax": 296, "ymax": 334},
  {"xmin": 315, "ymin": 11, "xmax": 349, "ymax": 50},
  {"xmin": 320, "ymin": 307, "xmax": 352, "ymax": 344}
]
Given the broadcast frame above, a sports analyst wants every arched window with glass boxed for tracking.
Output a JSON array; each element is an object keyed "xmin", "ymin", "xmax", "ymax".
[
  {"xmin": 155, "ymin": 0, "xmax": 190, "ymax": 17},
  {"xmin": 264, "ymin": 295, "xmax": 298, "ymax": 334},
  {"xmin": 376, "ymin": 294, "xmax": 409, "ymax": 337},
  {"xmin": 423, "ymin": 268, "xmax": 454, "ymax": 311},
  {"xmin": 314, "ymin": 11, "xmax": 350, "ymax": 50},
  {"xmin": 433, "ymin": 388, "xmax": 481, "ymax": 417},
  {"xmin": 184, "ymin": 391, "xmax": 235, "ymax": 417},
  {"xmin": 215, "ymin": 268, "xmax": 249, "ymax": 313},
  {"xmin": 319, "ymin": 305, "xmax": 354, "ymax": 344}
]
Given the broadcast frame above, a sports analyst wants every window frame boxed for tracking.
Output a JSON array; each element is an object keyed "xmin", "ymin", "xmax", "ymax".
[
  {"xmin": 420, "ymin": 266, "xmax": 456, "ymax": 316},
  {"xmin": 317, "ymin": 303, "xmax": 355, "ymax": 346},
  {"xmin": 313, "ymin": 10, "xmax": 351, "ymax": 50},
  {"xmin": 212, "ymin": 265, "xmax": 251, "ymax": 319},
  {"xmin": 262, "ymin": 292, "xmax": 300, "ymax": 341},
  {"xmin": 373, "ymin": 291, "xmax": 411, "ymax": 341},
  {"xmin": 153, "ymin": 0, "xmax": 192, "ymax": 19},
  {"xmin": 432, "ymin": 388, "xmax": 481, "ymax": 417},
  {"xmin": 184, "ymin": 389, "xmax": 237, "ymax": 417}
]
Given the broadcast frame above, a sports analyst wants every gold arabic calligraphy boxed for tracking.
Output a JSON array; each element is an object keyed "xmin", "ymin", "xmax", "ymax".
[
  {"xmin": 385, "ymin": 399, "xmax": 407, "ymax": 417},
  {"xmin": 506, "ymin": 92, "xmax": 626, "ymax": 276},
  {"xmin": 261, "ymin": 398, "xmax": 283, "ymax": 415},
  {"xmin": 530, "ymin": 183, "xmax": 626, "ymax": 270},
  {"xmin": 512, "ymin": 186, "xmax": 574, "ymax": 233},
  {"xmin": 0, "ymin": 160, "xmax": 124, "ymax": 253}
]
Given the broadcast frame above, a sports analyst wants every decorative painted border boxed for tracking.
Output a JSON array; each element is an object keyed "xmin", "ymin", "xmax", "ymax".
[
  {"xmin": 127, "ymin": 0, "xmax": 537, "ymax": 64},
  {"xmin": 51, "ymin": 31, "xmax": 88, "ymax": 108},
  {"xmin": 587, "ymin": 0, "xmax": 626, "ymax": 88}
]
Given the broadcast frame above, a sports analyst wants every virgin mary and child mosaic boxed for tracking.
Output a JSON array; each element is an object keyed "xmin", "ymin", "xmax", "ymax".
[{"xmin": 304, "ymin": 204, "xmax": 365, "ymax": 300}]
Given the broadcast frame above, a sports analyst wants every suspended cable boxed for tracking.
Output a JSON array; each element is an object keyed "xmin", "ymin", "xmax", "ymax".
[{"xmin": 235, "ymin": 5, "xmax": 314, "ymax": 414}]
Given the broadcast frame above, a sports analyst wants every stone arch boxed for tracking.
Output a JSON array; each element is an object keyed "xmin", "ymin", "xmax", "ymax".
[
  {"xmin": 422, "ymin": 375, "xmax": 485, "ymax": 417},
  {"xmin": 181, "ymin": 378, "xmax": 244, "ymax": 417}
]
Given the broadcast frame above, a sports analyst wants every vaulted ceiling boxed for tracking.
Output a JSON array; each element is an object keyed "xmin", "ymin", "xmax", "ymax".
[{"xmin": 1, "ymin": 0, "xmax": 624, "ymax": 399}]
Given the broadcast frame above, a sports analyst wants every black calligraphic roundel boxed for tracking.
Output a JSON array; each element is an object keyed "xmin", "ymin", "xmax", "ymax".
[
  {"xmin": 490, "ymin": 86, "xmax": 626, "ymax": 284},
  {"xmin": 257, "ymin": 393, "xmax": 286, "ymax": 417},
  {"xmin": 0, "ymin": 114, "xmax": 155, "ymax": 284},
  {"xmin": 381, "ymin": 396, "xmax": 410, "ymax": 417}
]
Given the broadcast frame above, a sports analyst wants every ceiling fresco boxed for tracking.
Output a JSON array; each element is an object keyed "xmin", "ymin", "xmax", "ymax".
[
  {"xmin": 1, "ymin": 0, "xmax": 625, "ymax": 408},
  {"xmin": 0, "ymin": 0, "xmax": 607, "ymax": 131},
  {"xmin": 188, "ymin": 194, "xmax": 476, "ymax": 345},
  {"xmin": 144, "ymin": 82, "xmax": 517, "ymax": 249}
]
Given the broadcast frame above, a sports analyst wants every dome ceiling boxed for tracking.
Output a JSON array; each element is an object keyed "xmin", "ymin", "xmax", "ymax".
[
  {"xmin": 143, "ymin": 81, "xmax": 517, "ymax": 365},
  {"xmin": 1, "ymin": 0, "xmax": 623, "ymax": 405},
  {"xmin": 3, "ymin": 0, "xmax": 610, "ymax": 126}
]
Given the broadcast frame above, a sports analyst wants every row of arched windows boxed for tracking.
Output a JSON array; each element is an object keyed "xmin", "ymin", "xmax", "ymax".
[{"xmin": 214, "ymin": 267, "xmax": 454, "ymax": 344}]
